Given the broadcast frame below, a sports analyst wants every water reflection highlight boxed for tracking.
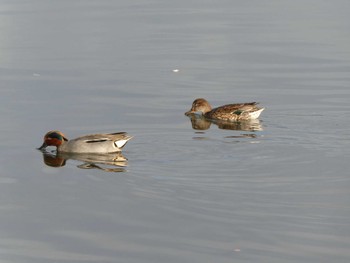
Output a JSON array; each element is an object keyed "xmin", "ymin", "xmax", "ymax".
[
  {"xmin": 40, "ymin": 151, "xmax": 128, "ymax": 172},
  {"xmin": 186, "ymin": 113, "xmax": 263, "ymax": 131}
]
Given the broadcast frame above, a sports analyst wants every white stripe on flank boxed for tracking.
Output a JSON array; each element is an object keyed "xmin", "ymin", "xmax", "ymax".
[{"xmin": 115, "ymin": 139, "xmax": 128, "ymax": 149}]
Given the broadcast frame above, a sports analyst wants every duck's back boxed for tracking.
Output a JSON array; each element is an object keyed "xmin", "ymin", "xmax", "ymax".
[{"xmin": 205, "ymin": 102, "xmax": 263, "ymax": 121}]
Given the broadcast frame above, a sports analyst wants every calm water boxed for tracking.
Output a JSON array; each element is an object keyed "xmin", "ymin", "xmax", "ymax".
[{"xmin": 1, "ymin": 1, "xmax": 350, "ymax": 262}]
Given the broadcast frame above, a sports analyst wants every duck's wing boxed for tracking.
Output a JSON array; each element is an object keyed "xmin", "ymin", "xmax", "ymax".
[
  {"xmin": 212, "ymin": 102, "xmax": 260, "ymax": 114},
  {"xmin": 74, "ymin": 134, "xmax": 112, "ymax": 143},
  {"xmin": 73, "ymin": 132, "xmax": 131, "ymax": 144},
  {"xmin": 68, "ymin": 132, "xmax": 132, "ymax": 151}
]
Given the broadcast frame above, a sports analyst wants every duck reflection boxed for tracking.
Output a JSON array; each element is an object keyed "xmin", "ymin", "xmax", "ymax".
[
  {"xmin": 186, "ymin": 113, "xmax": 263, "ymax": 131},
  {"xmin": 40, "ymin": 151, "xmax": 128, "ymax": 172}
]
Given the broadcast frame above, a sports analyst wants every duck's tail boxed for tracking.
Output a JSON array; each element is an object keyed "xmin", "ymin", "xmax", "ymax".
[
  {"xmin": 249, "ymin": 108, "xmax": 264, "ymax": 119},
  {"xmin": 112, "ymin": 133, "xmax": 133, "ymax": 149}
]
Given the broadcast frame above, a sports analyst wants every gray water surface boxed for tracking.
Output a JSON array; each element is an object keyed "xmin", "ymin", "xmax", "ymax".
[{"xmin": 1, "ymin": 1, "xmax": 350, "ymax": 262}]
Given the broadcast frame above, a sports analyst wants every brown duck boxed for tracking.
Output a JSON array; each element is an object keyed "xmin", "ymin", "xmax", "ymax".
[{"xmin": 185, "ymin": 98, "xmax": 264, "ymax": 121}]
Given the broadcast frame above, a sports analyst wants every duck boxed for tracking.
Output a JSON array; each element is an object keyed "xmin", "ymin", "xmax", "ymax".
[
  {"xmin": 38, "ymin": 131, "xmax": 132, "ymax": 153},
  {"xmin": 185, "ymin": 98, "xmax": 264, "ymax": 121}
]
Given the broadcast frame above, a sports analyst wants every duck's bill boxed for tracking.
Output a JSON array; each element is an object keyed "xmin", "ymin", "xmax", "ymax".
[
  {"xmin": 37, "ymin": 143, "xmax": 47, "ymax": 151},
  {"xmin": 184, "ymin": 110, "xmax": 194, "ymax": 116}
]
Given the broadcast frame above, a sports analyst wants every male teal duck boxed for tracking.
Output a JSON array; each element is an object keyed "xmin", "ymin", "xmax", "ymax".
[
  {"xmin": 185, "ymin": 98, "xmax": 264, "ymax": 121},
  {"xmin": 38, "ymin": 131, "xmax": 132, "ymax": 153}
]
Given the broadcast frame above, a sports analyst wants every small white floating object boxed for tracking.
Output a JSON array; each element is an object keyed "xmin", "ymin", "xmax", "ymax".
[
  {"xmin": 172, "ymin": 69, "xmax": 179, "ymax": 73},
  {"xmin": 33, "ymin": 73, "xmax": 41, "ymax": 77}
]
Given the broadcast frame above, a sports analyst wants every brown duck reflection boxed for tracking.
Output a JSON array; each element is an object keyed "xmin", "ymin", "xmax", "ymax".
[
  {"xmin": 41, "ymin": 151, "xmax": 128, "ymax": 172},
  {"xmin": 186, "ymin": 113, "xmax": 263, "ymax": 131}
]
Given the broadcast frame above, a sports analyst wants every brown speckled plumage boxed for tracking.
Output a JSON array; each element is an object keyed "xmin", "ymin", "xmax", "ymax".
[{"xmin": 185, "ymin": 98, "xmax": 264, "ymax": 121}]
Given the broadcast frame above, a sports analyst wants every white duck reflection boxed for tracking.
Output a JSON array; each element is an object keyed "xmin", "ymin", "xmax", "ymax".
[{"xmin": 40, "ymin": 151, "xmax": 128, "ymax": 172}]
